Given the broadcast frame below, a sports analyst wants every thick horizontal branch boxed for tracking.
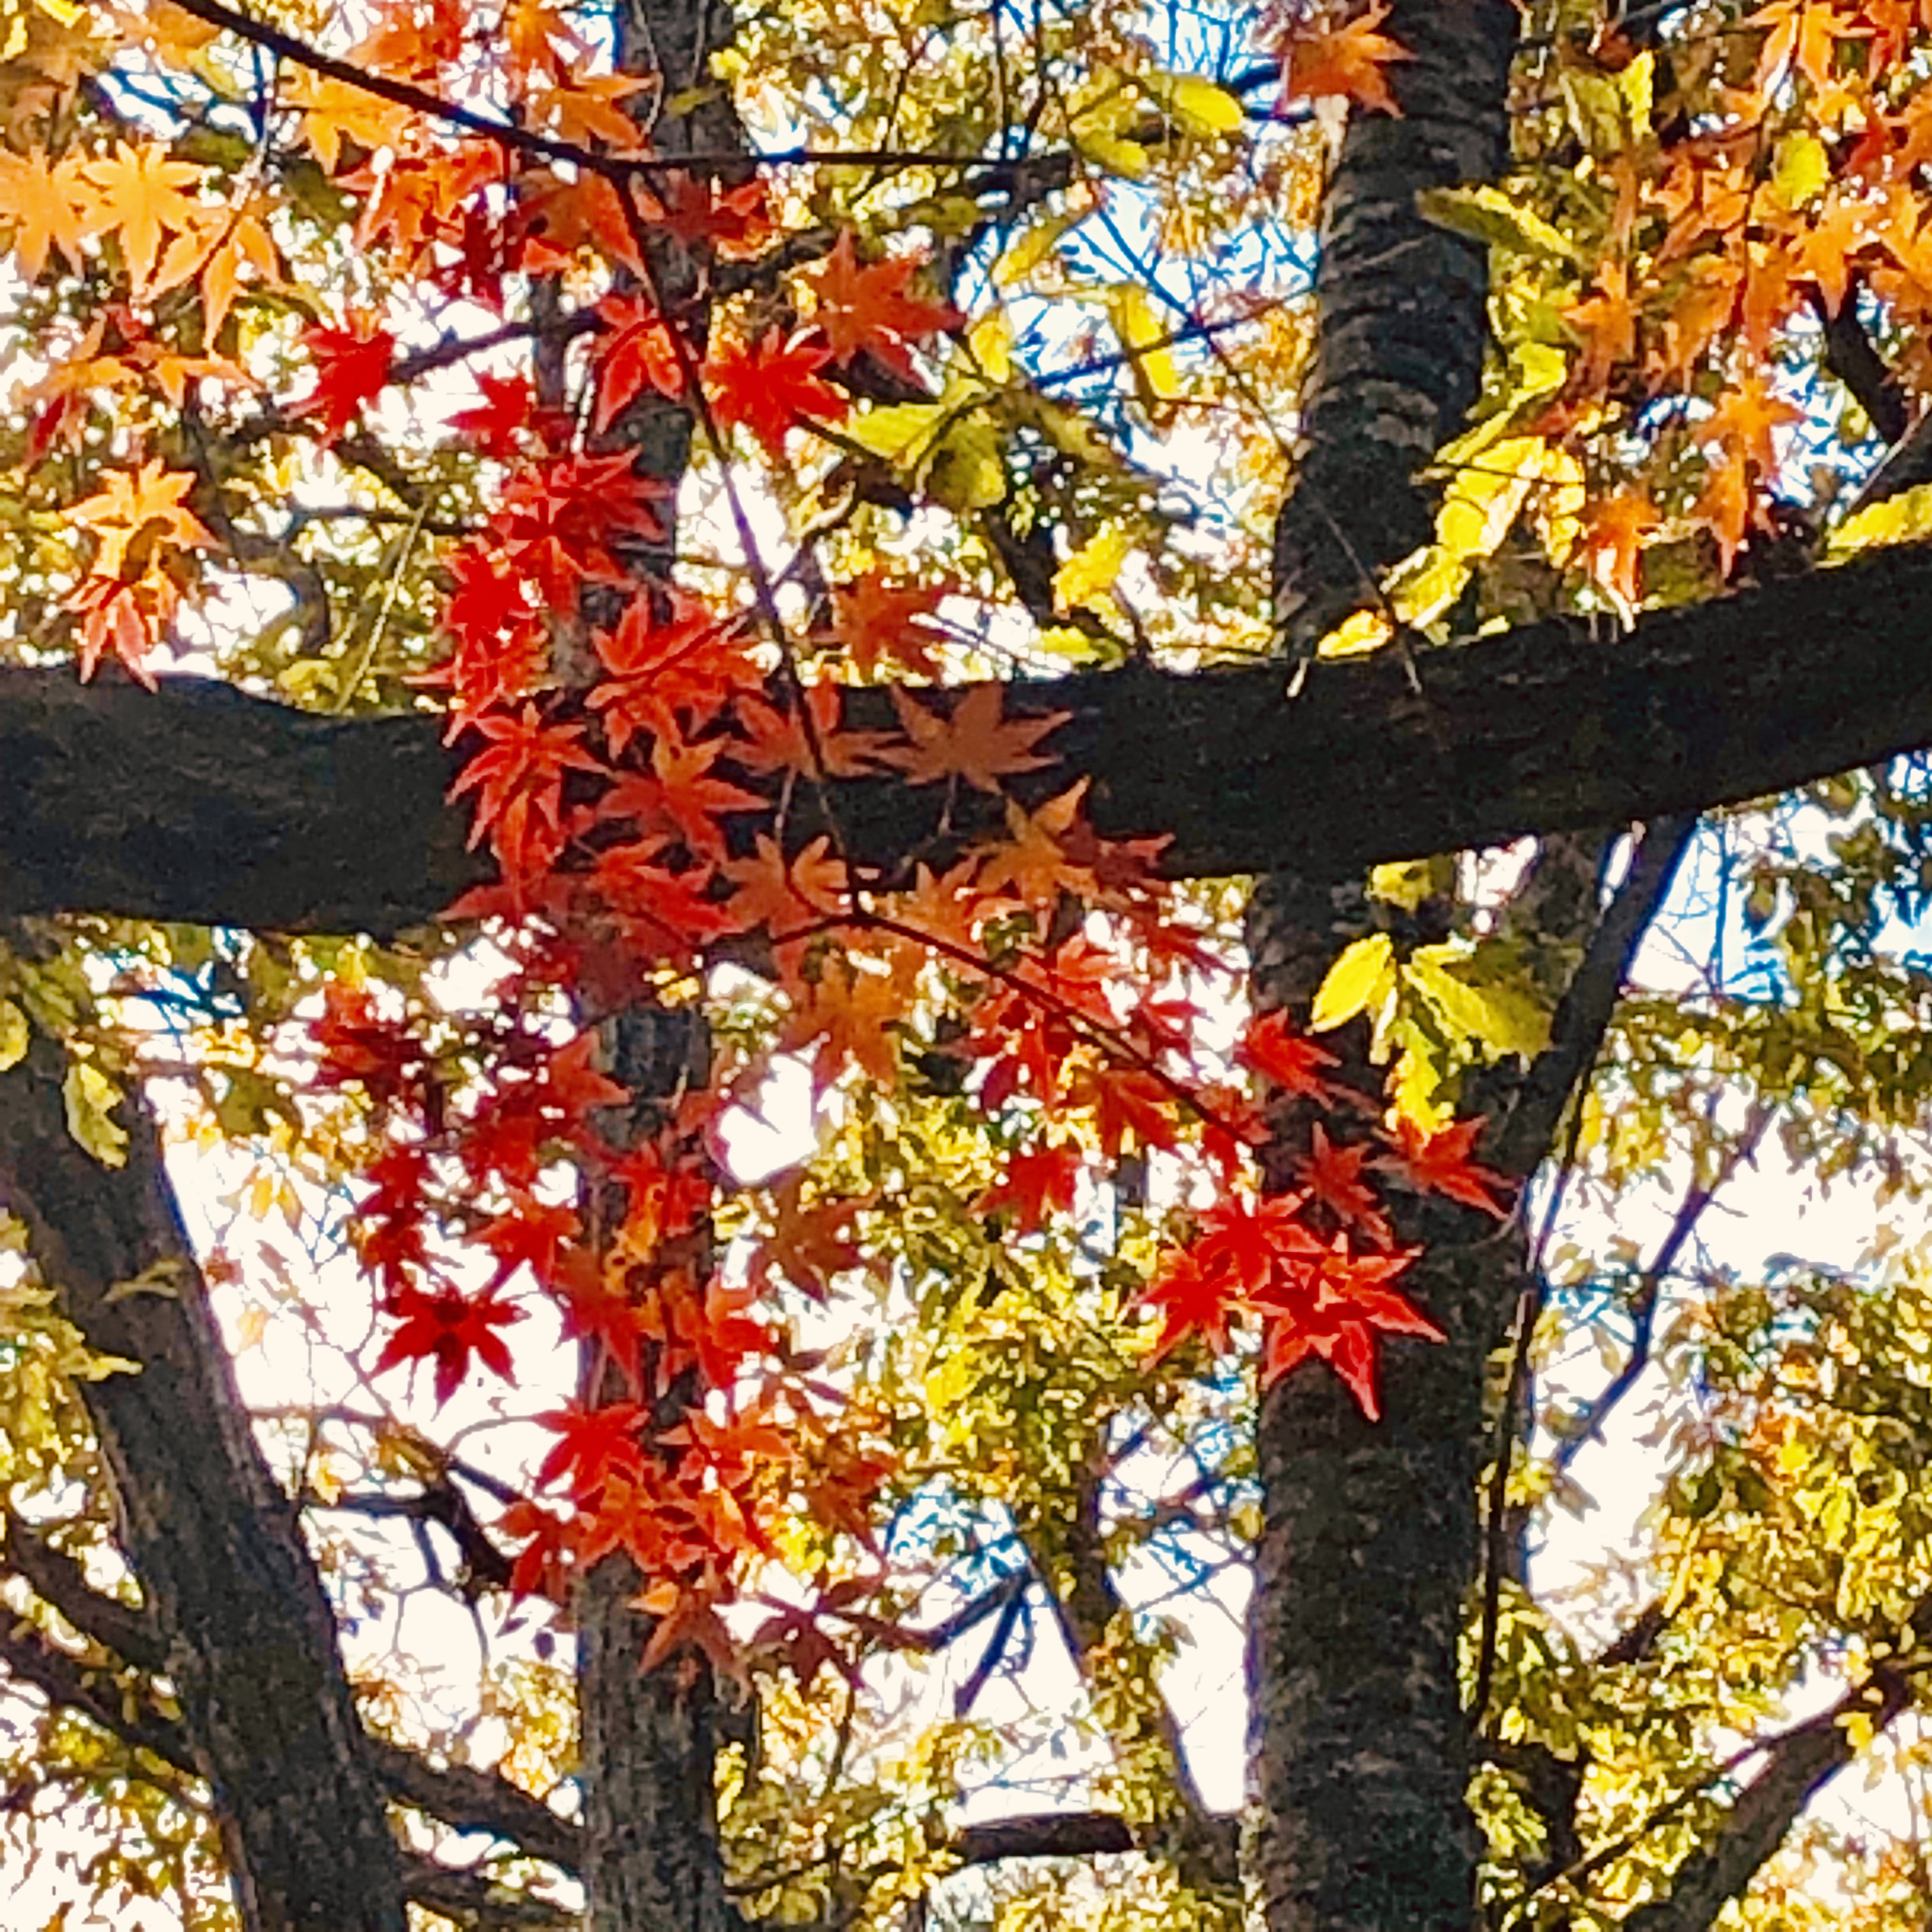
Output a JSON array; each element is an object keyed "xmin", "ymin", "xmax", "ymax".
[{"xmin": 11, "ymin": 546, "xmax": 1932, "ymax": 933}]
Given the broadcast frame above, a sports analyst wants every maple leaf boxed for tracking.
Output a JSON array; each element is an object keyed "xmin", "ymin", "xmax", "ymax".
[
  {"xmin": 654, "ymin": 174, "xmax": 772, "ymax": 254},
  {"xmin": 1140, "ymin": 1248, "xmax": 1236, "ymax": 1359},
  {"xmin": 448, "ymin": 371, "xmax": 535, "ymax": 458},
  {"xmin": 1190, "ymin": 1191, "xmax": 1322, "ymax": 1297},
  {"xmin": 477, "ymin": 1197, "xmax": 582, "ymax": 1291},
  {"xmin": 805, "ymin": 232, "xmax": 962, "ymax": 379},
  {"xmin": 0, "ymin": 147, "xmax": 87, "ymax": 279},
  {"xmin": 70, "ymin": 458, "xmax": 213, "ymax": 579},
  {"xmin": 880, "ymin": 686, "xmax": 1066, "ymax": 791},
  {"xmin": 1274, "ymin": 4, "xmax": 1409, "ymax": 115},
  {"xmin": 748, "ymin": 1177, "xmax": 864, "ymax": 1300},
  {"xmin": 1255, "ymin": 1236, "xmax": 1442, "ymax": 1418},
  {"xmin": 976, "ymin": 784, "xmax": 1104, "ymax": 903},
  {"xmin": 1237, "ymin": 1009, "xmax": 1342, "ymax": 1102},
  {"xmin": 1375, "ymin": 1116, "xmax": 1513, "ymax": 1220},
  {"xmin": 592, "ymin": 292, "xmax": 687, "ymax": 431},
  {"xmin": 588, "ymin": 589, "xmax": 753, "ymax": 753},
  {"xmin": 1296, "ymin": 1124, "xmax": 1393, "ymax": 1245},
  {"xmin": 703, "ymin": 328, "xmax": 848, "ymax": 454},
  {"xmin": 979, "ymin": 1138, "xmax": 1082, "ymax": 1232},
  {"xmin": 448, "ymin": 703, "xmax": 604, "ymax": 877},
  {"xmin": 827, "ymin": 572, "xmax": 950, "ymax": 678},
  {"xmin": 79, "ymin": 142, "xmax": 205, "ymax": 293},
  {"xmin": 720, "ymin": 834, "xmax": 847, "ymax": 941},
  {"xmin": 66, "ymin": 567, "xmax": 185, "ymax": 687},
  {"xmin": 533, "ymin": 1400, "xmax": 648, "ymax": 1495},
  {"xmin": 374, "ymin": 1284, "xmax": 525, "ymax": 1406},
  {"xmin": 732, "ymin": 684, "xmax": 895, "ymax": 779},
  {"xmin": 297, "ymin": 318, "xmax": 397, "ymax": 444},
  {"xmin": 1577, "ymin": 489, "xmax": 1662, "ymax": 613}
]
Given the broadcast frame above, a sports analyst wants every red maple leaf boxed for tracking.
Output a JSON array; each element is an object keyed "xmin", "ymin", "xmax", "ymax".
[
  {"xmin": 448, "ymin": 703, "xmax": 604, "ymax": 877},
  {"xmin": 374, "ymin": 1283, "xmax": 525, "ymax": 1406},
  {"xmin": 805, "ymin": 232, "xmax": 962, "ymax": 379},
  {"xmin": 1376, "ymin": 1116, "xmax": 1514, "ymax": 1220},
  {"xmin": 1255, "ymin": 1237, "xmax": 1442, "ymax": 1419},
  {"xmin": 533, "ymin": 1399, "xmax": 648, "ymax": 1496},
  {"xmin": 979, "ymin": 1138, "xmax": 1082, "ymax": 1233},
  {"xmin": 591, "ymin": 291, "xmax": 687, "ymax": 431},
  {"xmin": 1296, "ymin": 1124, "xmax": 1393, "ymax": 1245},
  {"xmin": 297, "ymin": 318, "xmax": 395, "ymax": 443},
  {"xmin": 1190, "ymin": 1191, "xmax": 1321, "ymax": 1298},
  {"xmin": 448, "ymin": 371, "xmax": 536, "ymax": 458},
  {"xmin": 1238, "ymin": 1009, "xmax": 1342, "ymax": 1102},
  {"xmin": 1140, "ymin": 1248, "xmax": 1236, "ymax": 1360},
  {"xmin": 703, "ymin": 328, "xmax": 847, "ymax": 454}
]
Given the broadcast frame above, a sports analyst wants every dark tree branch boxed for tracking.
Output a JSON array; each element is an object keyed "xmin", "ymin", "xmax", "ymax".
[
  {"xmin": 1, "ymin": 1508, "xmax": 167, "ymax": 1673},
  {"xmin": 0, "ymin": 1620, "xmax": 191, "ymax": 1772},
  {"xmin": 1551, "ymin": 1101, "xmax": 1772, "ymax": 1476},
  {"xmin": 1813, "ymin": 288, "xmax": 1910, "ymax": 446},
  {"xmin": 395, "ymin": 1852, "xmax": 579, "ymax": 1932},
  {"xmin": 1496, "ymin": 812, "xmax": 1698, "ymax": 1174},
  {"xmin": 17, "ymin": 544, "xmax": 1932, "ymax": 931}
]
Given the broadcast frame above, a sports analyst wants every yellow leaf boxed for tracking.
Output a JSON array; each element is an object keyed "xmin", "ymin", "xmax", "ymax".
[
  {"xmin": 1314, "ymin": 609, "xmax": 1393, "ymax": 660},
  {"xmin": 1310, "ymin": 933, "xmax": 1395, "ymax": 1032},
  {"xmin": 993, "ymin": 210, "xmax": 1082, "ymax": 289},
  {"xmin": 0, "ymin": 1000, "xmax": 26, "ymax": 1073},
  {"xmin": 926, "ymin": 420, "xmax": 1006, "ymax": 509},
  {"xmin": 1773, "ymin": 130, "xmax": 1828, "ymax": 210},
  {"xmin": 847, "ymin": 400, "xmax": 945, "ymax": 463},
  {"xmin": 1107, "ymin": 282, "xmax": 1180, "ymax": 406},
  {"xmin": 1054, "ymin": 526, "xmax": 1131, "ymax": 616},
  {"xmin": 64, "ymin": 1061, "xmax": 128, "ymax": 1168},
  {"xmin": 969, "ymin": 309, "xmax": 1014, "ymax": 381},
  {"xmin": 1079, "ymin": 132, "xmax": 1149, "ymax": 178},
  {"xmin": 1144, "ymin": 69, "xmax": 1244, "ymax": 137},
  {"xmin": 1828, "ymin": 482, "xmax": 1932, "ymax": 556},
  {"xmin": 1417, "ymin": 184, "xmax": 1579, "ymax": 263}
]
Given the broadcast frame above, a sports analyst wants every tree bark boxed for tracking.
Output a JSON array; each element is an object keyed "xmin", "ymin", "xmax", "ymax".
[
  {"xmin": 12, "ymin": 536, "xmax": 1932, "ymax": 928},
  {"xmin": 1245, "ymin": 7, "xmax": 1526, "ymax": 1928},
  {"xmin": 0, "ymin": 1030, "xmax": 409, "ymax": 1932}
]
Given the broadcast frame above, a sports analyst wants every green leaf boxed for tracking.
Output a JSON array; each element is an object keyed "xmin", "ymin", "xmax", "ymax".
[
  {"xmin": 1310, "ymin": 933, "xmax": 1395, "ymax": 1032},
  {"xmin": 1416, "ymin": 185, "xmax": 1579, "ymax": 263}
]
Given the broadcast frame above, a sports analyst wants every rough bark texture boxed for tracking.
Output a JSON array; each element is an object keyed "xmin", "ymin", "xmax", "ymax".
[
  {"xmin": 0, "ymin": 1030, "xmax": 408, "ymax": 1932},
  {"xmin": 1245, "ymin": 873, "xmax": 1530, "ymax": 1932},
  {"xmin": 13, "ymin": 538, "xmax": 1932, "ymax": 928},
  {"xmin": 573, "ymin": 1006, "xmax": 735, "ymax": 1932},
  {"xmin": 1246, "ymin": 6, "xmax": 1524, "ymax": 1928},
  {"xmin": 1271, "ymin": 0, "xmax": 1520, "ymax": 645}
]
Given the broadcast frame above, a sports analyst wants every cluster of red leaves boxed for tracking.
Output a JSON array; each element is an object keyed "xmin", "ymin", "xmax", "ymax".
[
  {"xmin": 321, "ymin": 325, "xmax": 1519, "ymax": 1648},
  {"xmin": 227, "ymin": 4, "xmax": 1513, "ymax": 1665}
]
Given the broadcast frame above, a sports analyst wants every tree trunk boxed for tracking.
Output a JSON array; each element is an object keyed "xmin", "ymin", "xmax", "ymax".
[
  {"xmin": 1246, "ymin": 7, "xmax": 1523, "ymax": 1926},
  {"xmin": 0, "ymin": 1023, "xmax": 408, "ymax": 1932}
]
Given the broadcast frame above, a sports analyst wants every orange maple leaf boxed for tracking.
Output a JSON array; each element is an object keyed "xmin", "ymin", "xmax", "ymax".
[
  {"xmin": 805, "ymin": 232, "xmax": 962, "ymax": 379},
  {"xmin": 78, "ymin": 142, "xmax": 205, "ymax": 293},
  {"xmin": 70, "ymin": 458, "xmax": 213, "ymax": 580},
  {"xmin": 827, "ymin": 572, "xmax": 950, "ymax": 679},
  {"xmin": 880, "ymin": 686, "xmax": 1066, "ymax": 792},
  {"xmin": 1276, "ymin": 4, "xmax": 1409, "ymax": 116},
  {"xmin": 1577, "ymin": 489, "xmax": 1661, "ymax": 612},
  {"xmin": 0, "ymin": 148, "xmax": 87, "ymax": 278}
]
